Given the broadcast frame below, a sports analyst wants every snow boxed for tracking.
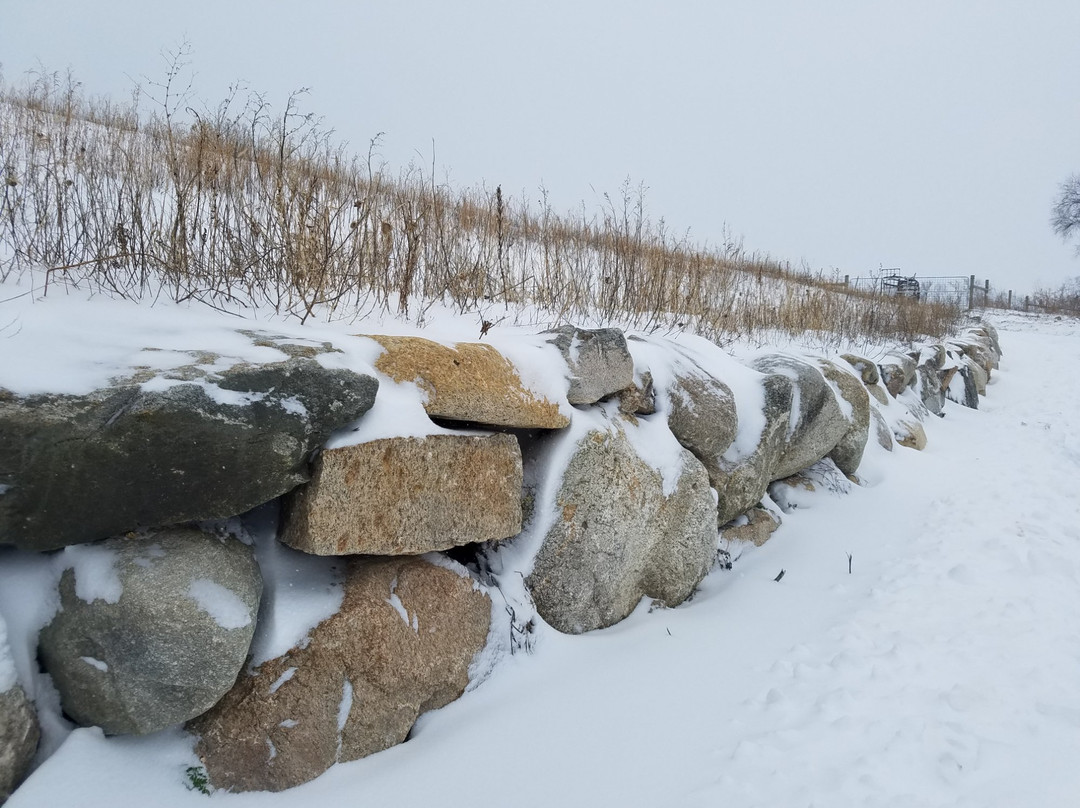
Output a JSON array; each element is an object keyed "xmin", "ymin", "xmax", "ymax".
[
  {"xmin": 384, "ymin": 578, "xmax": 412, "ymax": 628},
  {"xmin": 186, "ymin": 579, "xmax": 251, "ymax": 630},
  {"xmin": 59, "ymin": 544, "xmax": 123, "ymax": 605},
  {"xmin": 0, "ymin": 613, "xmax": 17, "ymax": 692},
  {"xmin": 246, "ymin": 505, "xmax": 344, "ymax": 667},
  {"xmin": 79, "ymin": 657, "xmax": 109, "ymax": 673},
  {"xmin": 5, "ymin": 277, "xmax": 1080, "ymax": 807},
  {"xmin": 268, "ymin": 668, "xmax": 297, "ymax": 695}
]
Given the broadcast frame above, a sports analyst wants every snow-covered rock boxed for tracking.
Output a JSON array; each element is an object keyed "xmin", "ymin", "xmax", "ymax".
[
  {"xmin": 527, "ymin": 420, "xmax": 716, "ymax": 634},
  {"xmin": 37, "ymin": 528, "xmax": 261, "ymax": 735},
  {"xmin": 713, "ymin": 373, "xmax": 793, "ymax": 525},
  {"xmin": 752, "ymin": 354, "xmax": 849, "ymax": 480},
  {"xmin": 0, "ymin": 612, "xmax": 38, "ymax": 805},
  {"xmin": 878, "ymin": 353, "xmax": 917, "ymax": 397},
  {"xmin": 281, "ymin": 433, "xmax": 523, "ymax": 555},
  {"xmin": 545, "ymin": 326, "xmax": 635, "ymax": 404},
  {"xmin": 190, "ymin": 556, "xmax": 490, "ymax": 792},
  {"xmin": 817, "ymin": 358, "xmax": 870, "ymax": 476},
  {"xmin": 665, "ymin": 364, "xmax": 739, "ymax": 488},
  {"xmin": 0, "ymin": 685, "xmax": 38, "ymax": 804},
  {"xmin": 369, "ymin": 335, "xmax": 570, "ymax": 429},
  {"xmin": 894, "ymin": 418, "xmax": 928, "ymax": 451},
  {"xmin": 0, "ymin": 338, "xmax": 379, "ymax": 551}
]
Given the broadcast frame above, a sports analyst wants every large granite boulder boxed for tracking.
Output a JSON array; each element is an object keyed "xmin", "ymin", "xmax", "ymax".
[
  {"xmin": 38, "ymin": 528, "xmax": 261, "ymax": 736},
  {"xmin": 713, "ymin": 374, "xmax": 793, "ymax": 525},
  {"xmin": 0, "ymin": 337, "xmax": 378, "ymax": 551},
  {"xmin": 526, "ymin": 423, "xmax": 716, "ymax": 634},
  {"xmin": 369, "ymin": 336, "xmax": 569, "ymax": 429},
  {"xmin": 0, "ymin": 685, "xmax": 38, "ymax": 804},
  {"xmin": 282, "ymin": 433, "xmax": 523, "ymax": 556},
  {"xmin": 190, "ymin": 556, "xmax": 491, "ymax": 793},
  {"xmin": 817, "ymin": 359, "xmax": 870, "ymax": 475},
  {"xmin": 751, "ymin": 355, "xmax": 848, "ymax": 480},
  {"xmin": 545, "ymin": 326, "xmax": 635, "ymax": 404},
  {"xmin": 665, "ymin": 367, "xmax": 739, "ymax": 485}
]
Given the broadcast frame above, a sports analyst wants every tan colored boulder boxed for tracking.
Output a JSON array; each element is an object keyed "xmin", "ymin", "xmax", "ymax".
[
  {"xmin": 866, "ymin": 383, "xmax": 889, "ymax": 406},
  {"xmin": 720, "ymin": 507, "xmax": 782, "ymax": 547},
  {"xmin": 964, "ymin": 355, "xmax": 988, "ymax": 395},
  {"xmin": 894, "ymin": 419, "xmax": 927, "ymax": 451},
  {"xmin": 840, "ymin": 354, "xmax": 880, "ymax": 385},
  {"xmin": 955, "ymin": 341, "xmax": 997, "ymax": 376},
  {"xmin": 879, "ymin": 355, "xmax": 916, "ymax": 397},
  {"xmin": 369, "ymin": 335, "xmax": 569, "ymax": 429},
  {"xmin": 282, "ymin": 434, "xmax": 523, "ymax": 555},
  {"xmin": 190, "ymin": 557, "xmax": 491, "ymax": 793},
  {"xmin": 618, "ymin": 371, "xmax": 657, "ymax": 416}
]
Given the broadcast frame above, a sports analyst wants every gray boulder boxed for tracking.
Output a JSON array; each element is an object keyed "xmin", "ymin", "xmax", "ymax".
[
  {"xmin": 0, "ymin": 686, "xmax": 38, "ymax": 804},
  {"xmin": 817, "ymin": 359, "xmax": 870, "ymax": 475},
  {"xmin": 0, "ymin": 337, "xmax": 378, "ymax": 551},
  {"xmin": 712, "ymin": 373, "xmax": 793, "ymax": 525},
  {"xmin": 527, "ymin": 422, "xmax": 716, "ymax": 634},
  {"xmin": 945, "ymin": 363, "xmax": 980, "ymax": 409},
  {"xmin": 545, "ymin": 326, "xmax": 635, "ymax": 404},
  {"xmin": 190, "ymin": 556, "xmax": 491, "ymax": 793},
  {"xmin": 38, "ymin": 527, "xmax": 262, "ymax": 736},
  {"xmin": 915, "ymin": 364, "xmax": 946, "ymax": 415},
  {"xmin": 870, "ymin": 406, "xmax": 895, "ymax": 452},
  {"xmin": 665, "ymin": 367, "xmax": 738, "ymax": 484},
  {"xmin": 751, "ymin": 355, "xmax": 848, "ymax": 480}
]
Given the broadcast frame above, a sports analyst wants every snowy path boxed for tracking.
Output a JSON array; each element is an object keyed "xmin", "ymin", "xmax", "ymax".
[{"xmin": 10, "ymin": 315, "xmax": 1080, "ymax": 807}]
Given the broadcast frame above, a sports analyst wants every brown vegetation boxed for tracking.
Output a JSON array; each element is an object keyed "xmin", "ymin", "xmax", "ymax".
[{"xmin": 0, "ymin": 68, "xmax": 962, "ymax": 346}]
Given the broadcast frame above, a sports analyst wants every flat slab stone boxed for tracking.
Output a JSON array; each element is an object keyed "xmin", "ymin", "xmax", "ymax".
[
  {"xmin": 281, "ymin": 433, "xmax": 523, "ymax": 555},
  {"xmin": 369, "ymin": 336, "xmax": 569, "ymax": 429}
]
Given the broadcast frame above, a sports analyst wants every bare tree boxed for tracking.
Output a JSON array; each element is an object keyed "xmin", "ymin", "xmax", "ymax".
[{"xmin": 1051, "ymin": 174, "xmax": 1080, "ymax": 251}]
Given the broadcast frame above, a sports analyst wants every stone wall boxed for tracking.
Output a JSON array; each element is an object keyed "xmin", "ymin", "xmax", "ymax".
[{"xmin": 0, "ymin": 319, "xmax": 1002, "ymax": 796}]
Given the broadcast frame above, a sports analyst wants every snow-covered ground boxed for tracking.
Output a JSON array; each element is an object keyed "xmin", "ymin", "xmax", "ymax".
[{"xmin": 5, "ymin": 303, "xmax": 1080, "ymax": 807}]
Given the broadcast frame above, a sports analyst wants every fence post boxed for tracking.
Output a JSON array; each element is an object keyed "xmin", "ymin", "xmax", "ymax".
[
  {"xmin": 968, "ymin": 275, "xmax": 975, "ymax": 310},
  {"xmin": 1008, "ymin": 290, "xmax": 1013, "ymax": 309},
  {"xmin": 1024, "ymin": 295, "xmax": 1029, "ymax": 312},
  {"xmin": 844, "ymin": 274, "xmax": 849, "ymax": 288},
  {"xmin": 984, "ymin": 279, "xmax": 990, "ymax": 305}
]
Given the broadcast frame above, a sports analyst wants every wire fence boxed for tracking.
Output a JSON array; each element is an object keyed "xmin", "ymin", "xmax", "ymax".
[{"xmin": 838, "ymin": 272, "xmax": 1043, "ymax": 312}]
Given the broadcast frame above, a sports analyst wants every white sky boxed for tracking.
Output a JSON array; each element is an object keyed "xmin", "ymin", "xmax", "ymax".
[{"xmin": 4, "ymin": 0, "xmax": 1080, "ymax": 295}]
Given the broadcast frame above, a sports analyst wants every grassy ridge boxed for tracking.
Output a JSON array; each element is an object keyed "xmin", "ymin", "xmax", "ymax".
[{"xmin": 0, "ymin": 69, "xmax": 962, "ymax": 346}]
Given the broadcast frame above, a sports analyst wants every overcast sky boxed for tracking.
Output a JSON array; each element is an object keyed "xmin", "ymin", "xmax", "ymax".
[{"xmin": 4, "ymin": 1, "xmax": 1080, "ymax": 294}]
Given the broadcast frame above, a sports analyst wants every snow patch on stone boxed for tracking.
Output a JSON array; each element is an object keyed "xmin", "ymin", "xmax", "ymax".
[
  {"xmin": 186, "ymin": 578, "xmax": 251, "ymax": 630},
  {"xmin": 60, "ymin": 544, "xmax": 123, "ymax": 604}
]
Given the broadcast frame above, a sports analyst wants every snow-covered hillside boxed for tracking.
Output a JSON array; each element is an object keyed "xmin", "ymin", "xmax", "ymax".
[{"xmin": 3, "ymin": 285, "xmax": 1079, "ymax": 806}]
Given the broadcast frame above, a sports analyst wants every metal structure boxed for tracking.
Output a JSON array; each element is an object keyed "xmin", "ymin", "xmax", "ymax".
[{"xmin": 844, "ymin": 272, "xmax": 972, "ymax": 308}]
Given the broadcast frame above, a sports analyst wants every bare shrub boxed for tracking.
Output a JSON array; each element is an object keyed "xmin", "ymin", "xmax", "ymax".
[{"xmin": 0, "ymin": 67, "xmax": 962, "ymax": 345}]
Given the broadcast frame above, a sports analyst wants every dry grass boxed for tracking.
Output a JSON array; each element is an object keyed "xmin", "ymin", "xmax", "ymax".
[{"xmin": 0, "ymin": 68, "xmax": 962, "ymax": 346}]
